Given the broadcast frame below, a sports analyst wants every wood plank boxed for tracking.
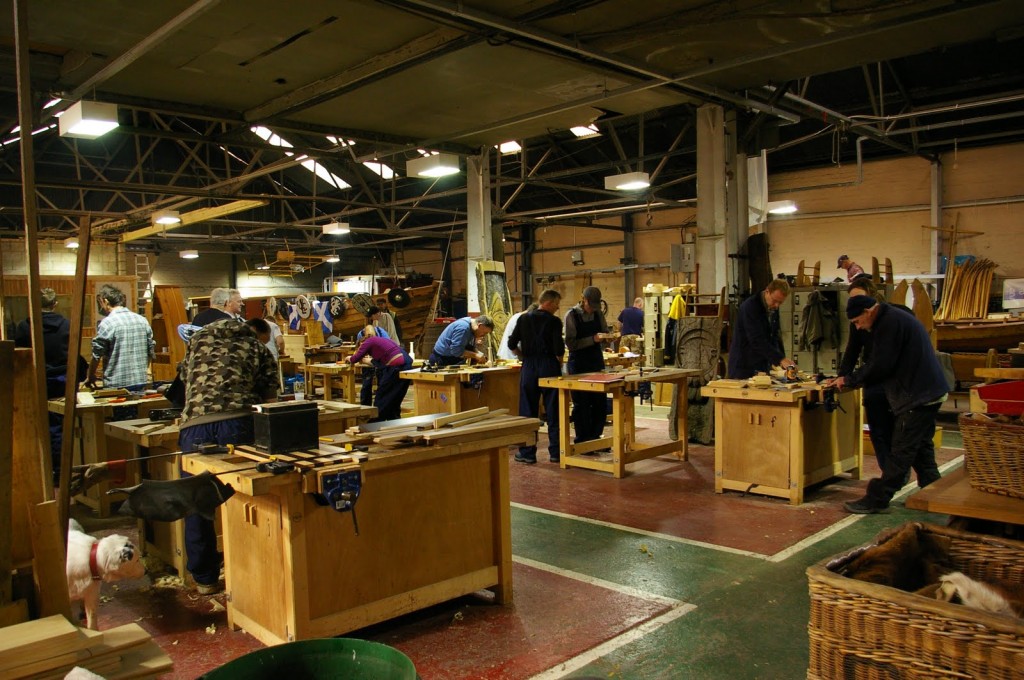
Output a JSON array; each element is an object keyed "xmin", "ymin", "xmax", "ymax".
[
  {"xmin": 0, "ymin": 341, "xmax": 13, "ymax": 604},
  {"xmin": 11, "ymin": 349, "xmax": 46, "ymax": 568},
  {"xmin": 104, "ymin": 640, "xmax": 174, "ymax": 679},
  {"xmin": 0, "ymin": 599, "xmax": 29, "ymax": 627},
  {"xmin": 974, "ymin": 367, "xmax": 1024, "ymax": 379},
  {"xmin": 435, "ymin": 408, "xmax": 510, "ymax": 429},
  {"xmin": 0, "ymin": 614, "xmax": 86, "ymax": 672},
  {"xmin": 28, "ymin": 500, "xmax": 73, "ymax": 621},
  {"xmin": 905, "ymin": 467, "xmax": 1024, "ymax": 524},
  {"xmin": 430, "ymin": 406, "xmax": 490, "ymax": 428}
]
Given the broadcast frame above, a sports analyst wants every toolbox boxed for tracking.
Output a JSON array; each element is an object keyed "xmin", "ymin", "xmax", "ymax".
[{"xmin": 252, "ymin": 401, "xmax": 319, "ymax": 453}]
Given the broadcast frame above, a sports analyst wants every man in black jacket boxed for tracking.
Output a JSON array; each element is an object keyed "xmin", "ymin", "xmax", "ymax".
[
  {"xmin": 510, "ymin": 289, "xmax": 564, "ymax": 464},
  {"xmin": 727, "ymin": 279, "xmax": 796, "ymax": 379},
  {"xmin": 829, "ymin": 296, "xmax": 948, "ymax": 514}
]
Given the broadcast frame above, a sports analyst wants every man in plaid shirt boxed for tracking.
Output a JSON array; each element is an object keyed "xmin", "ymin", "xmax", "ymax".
[{"xmin": 87, "ymin": 285, "xmax": 154, "ymax": 389}]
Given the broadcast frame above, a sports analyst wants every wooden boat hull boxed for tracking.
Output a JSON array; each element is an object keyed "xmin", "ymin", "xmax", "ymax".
[
  {"xmin": 330, "ymin": 281, "xmax": 440, "ymax": 344},
  {"xmin": 936, "ymin": 319, "xmax": 1024, "ymax": 353}
]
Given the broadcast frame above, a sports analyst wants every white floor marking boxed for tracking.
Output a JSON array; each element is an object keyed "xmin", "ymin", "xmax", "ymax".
[
  {"xmin": 513, "ymin": 555, "xmax": 682, "ymax": 607},
  {"xmin": 526, "ymin": 603, "xmax": 697, "ymax": 680},
  {"xmin": 511, "ymin": 502, "xmax": 768, "ymax": 559}
]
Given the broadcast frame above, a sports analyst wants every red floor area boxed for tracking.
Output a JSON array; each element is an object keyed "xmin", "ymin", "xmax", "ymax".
[{"xmin": 73, "ymin": 412, "xmax": 963, "ymax": 678}]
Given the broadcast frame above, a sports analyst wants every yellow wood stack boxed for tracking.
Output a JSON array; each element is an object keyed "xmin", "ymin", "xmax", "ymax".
[
  {"xmin": 935, "ymin": 258, "xmax": 997, "ymax": 321},
  {"xmin": 0, "ymin": 615, "xmax": 172, "ymax": 679}
]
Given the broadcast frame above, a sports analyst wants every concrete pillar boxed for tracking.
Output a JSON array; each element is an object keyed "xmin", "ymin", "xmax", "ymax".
[
  {"xmin": 465, "ymin": 152, "xmax": 494, "ymax": 314},
  {"xmin": 695, "ymin": 105, "xmax": 740, "ymax": 297}
]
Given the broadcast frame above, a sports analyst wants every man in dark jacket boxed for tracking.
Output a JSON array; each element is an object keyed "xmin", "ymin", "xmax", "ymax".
[
  {"xmin": 510, "ymin": 289, "xmax": 564, "ymax": 464},
  {"xmin": 727, "ymin": 279, "xmax": 796, "ymax": 379},
  {"xmin": 829, "ymin": 296, "xmax": 948, "ymax": 514}
]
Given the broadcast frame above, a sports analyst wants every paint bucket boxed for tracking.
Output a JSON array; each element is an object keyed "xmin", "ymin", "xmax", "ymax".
[{"xmin": 199, "ymin": 638, "xmax": 417, "ymax": 679}]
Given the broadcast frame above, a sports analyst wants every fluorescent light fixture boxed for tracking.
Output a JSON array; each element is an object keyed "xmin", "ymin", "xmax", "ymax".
[
  {"xmin": 64, "ymin": 236, "xmax": 79, "ymax": 249},
  {"xmin": 152, "ymin": 209, "xmax": 181, "ymax": 226},
  {"xmin": 767, "ymin": 199, "xmax": 798, "ymax": 215},
  {"xmin": 324, "ymin": 254, "xmax": 340, "ymax": 263},
  {"xmin": 570, "ymin": 124, "xmax": 601, "ymax": 139},
  {"xmin": 407, "ymin": 152, "xmax": 460, "ymax": 178},
  {"xmin": 58, "ymin": 101, "xmax": 119, "ymax": 139},
  {"xmin": 256, "ymin": 264, "xmax": 271, "ymax": 271},
  {"xmin": 496, "ymin": 141, "xmax": 521, "ymax": 154},
  {"xmin": 322, "ymin": 221, "xmax": 350, "ymax": 235},
  {"xmin": 604, "ymin": 171, "xmax": 650, "ymax": 191},
  {"xmin": 179, "ymin": 249, "xmax": 199, "ymax": 260}
]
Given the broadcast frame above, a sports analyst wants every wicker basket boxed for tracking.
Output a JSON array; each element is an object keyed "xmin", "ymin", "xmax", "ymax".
[
  {"xmin": 807, "ymin": 523, "xmax": 1024, "ymax": 679},
  {"xmin": 959, "ymin": 414, "xmax": 1024, "ymax": 499}
]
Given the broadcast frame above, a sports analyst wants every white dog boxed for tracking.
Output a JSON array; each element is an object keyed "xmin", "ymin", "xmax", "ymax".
[{"xmin": 67, "ymin": 519, "xmax": 145, "ymax": 630}]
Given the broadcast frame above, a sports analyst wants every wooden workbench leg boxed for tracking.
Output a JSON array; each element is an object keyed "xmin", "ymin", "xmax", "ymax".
[
  {"xmin": 677, "ymin": 381, "xmax": 689, "ymax": 461},
  {"xmin": 491, "ymin": 445, "xmax": 513, "ymax": 604},
  {"xmin": 713, "ymin": 399, "xmax": 724, "ymax": 494},
  {"xmin": 612, "ymin": 393, "xmax": 625, "ymax": 478},
  {"xmin": 790, "ymin": 407, "xmax": 804, "ymax": 505},
  {"xmin": 558, "ymin": 390, "xmax": 572, "ymax": 469}
]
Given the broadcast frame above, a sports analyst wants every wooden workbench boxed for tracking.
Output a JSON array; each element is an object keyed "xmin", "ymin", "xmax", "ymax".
[
  {"xmin": 400, "ymin": 365, "xmax": 521, "ymax": 416},
  {"xmin": 182, "ymin": 417, "xmax": 539, "ymax": 646},
  {"xmin": 700, "ymin": 380, "xmax": 862, "ymax": 505},
  {"xmin": 905, "ymin": 467, "xmax": 1024, "ymax": 525},
  {"xmin": 103, "ymin": 401, "xmax": 377, "ymax": 577},
  {"xmin": 49, "ymin": 393, "xmax": 170, "ymax": 516},
  {"xmin": 303, "ymin": 362, "xmax": 358, "ymax": 402},
  {"xmin": 538, "ymin": 367, "xmax": 700, "ymax": 478}
]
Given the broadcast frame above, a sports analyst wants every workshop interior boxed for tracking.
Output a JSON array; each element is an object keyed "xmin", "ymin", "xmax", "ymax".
[{"xmin": 2, "ymin": 1, "xmax": 1024, "ymax": 678}]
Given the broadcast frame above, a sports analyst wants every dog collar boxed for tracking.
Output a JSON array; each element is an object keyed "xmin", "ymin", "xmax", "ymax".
[{"xmin": 89, "ymin": 541, "xmax": 102, "ymax": 580}]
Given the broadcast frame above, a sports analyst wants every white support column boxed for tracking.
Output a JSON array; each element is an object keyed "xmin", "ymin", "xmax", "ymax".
[
  {"xmin": 465, "ymin": 152, "xmax": 493, "ymax": 314},
  {"xmin": 930, "ymin": 160, "xmax": 942, "ymax": 272},
  {"xmin": 695, "ymin": 105, "xmax": 738, "ymax": 297}
]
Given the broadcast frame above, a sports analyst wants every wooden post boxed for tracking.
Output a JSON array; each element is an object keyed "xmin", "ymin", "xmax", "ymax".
[
  {"xmin": 13, "ymin": 0, "xmax": 53, "ymax": 503},
  {"xmin": 28, "ymin": 501, "xmax": 73, "ymax": 622},
  {"xmin": 57, "ymin": 217, "xmax": 93, "ymax": 537},
  {"xmin": 0, "ymin": 341, "xmax": 13, "ymax": 606}
]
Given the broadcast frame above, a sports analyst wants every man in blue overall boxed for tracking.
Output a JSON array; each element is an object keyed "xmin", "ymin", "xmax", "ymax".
[
  {"xmin": 564, "ymin": 287, "xmax": 614, "ymax": 444},
  {"xmin": 428, "ymin": 315, "xmax": 494, "ymax": 367},
  {"xmin": 509, "ymin": 289, "xmax": 564, "ymax": 464}
]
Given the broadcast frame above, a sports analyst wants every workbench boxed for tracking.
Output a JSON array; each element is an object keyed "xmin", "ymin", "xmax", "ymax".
[
  {"xmin": 182, "ymin": 416, "xmax": 539, "ymax": 646},
  {"xmin": 400, "ymin": 365, "xmax": 521, "ymax": 416},
  {"xmin": 303, "ymin": 362, "xmax": 358, "ymax": 402},
  {"xmin": 905, "ymin": 467, "xmax": 1024, "ymax": 526},
  {"xmin": 48, "ymin": 393, "xmax": 170, "ymax": 516},
  {"xmin": 103, "ymin": 401, "xmax": 377, "ymax": 577},
  {"xmin": 700, "ymin": 380, "xmax": 862, "ymax": 505},
  {"xmin": 538, "ymin": 367, "xmax": 700, "ymax": 478}
]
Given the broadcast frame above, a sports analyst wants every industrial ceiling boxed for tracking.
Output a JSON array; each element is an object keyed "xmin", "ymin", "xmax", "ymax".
[{"xmin": 1, "ymin": 0, "xmax": 1022, "ymax": 272}]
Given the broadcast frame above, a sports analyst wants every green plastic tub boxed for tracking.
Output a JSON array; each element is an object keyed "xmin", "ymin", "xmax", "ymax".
[{"xmin": 199, "ymin": 638, "xmax": 417, "ymax": 679}]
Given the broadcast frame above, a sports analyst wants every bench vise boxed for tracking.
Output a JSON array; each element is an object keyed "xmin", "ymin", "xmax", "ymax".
[{"xmin": 309, "ymin": 463, "xmax": 363, "ymax": 535}]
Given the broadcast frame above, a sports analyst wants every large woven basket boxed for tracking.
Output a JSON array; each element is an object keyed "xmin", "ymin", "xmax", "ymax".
[
  {"xmin": 959, "ymin": 414, "xmax": 1024, "ymax": 499},
  {"xmin": 807, "ymin": 523, "xmax": 1024, "ymax": 679}
]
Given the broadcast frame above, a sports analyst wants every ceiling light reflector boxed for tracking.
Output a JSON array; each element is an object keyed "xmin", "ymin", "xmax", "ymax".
[
  {"xmin": 179, "ymin": 249, "xmax": 199, "ymax": 260},
  {"xmin": 767, "ymin": 200, "xmax": 798, "ymax": 215},
  {"xmin": 324, "ymin": 254, "xmax": 340, "ymax": 263},
  {"xmin": 570, "ymin": 124, "xmax": 601, "ymax": 139},
  {"xmin": 58, "ymin": 101, "xmax": 119, "ymax": 139},
  {"xmin": 322, "ymin": 221, "xmax": 350, "ymax": 235},
  {"xmin": 407, "ymin": 152, "xmax": 460, "ymax": 178},
  {"xmin": 64, "ymin": 236, "xmax": 79, "ymax": 249},
  {"xmin": 604, "ymin": 171, "xmax": 650, "ymax": 191},
  {"xmin": 152, "ymin": 209, "xmax": 181, "ymax": 226}
]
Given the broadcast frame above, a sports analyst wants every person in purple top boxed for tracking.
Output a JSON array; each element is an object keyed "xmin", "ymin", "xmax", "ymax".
[{"xmin": 348, "ymin": 326, "xmax": 412, "ymax": 421}]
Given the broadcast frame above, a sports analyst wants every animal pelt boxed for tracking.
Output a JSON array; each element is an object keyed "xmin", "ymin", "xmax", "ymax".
[
  {"xmin": 930, "ymin": 572, "xmax": 1024, "ymax": 619},
  {"xmin": 67, "ymin": 519, "xmax": 145, "ymax": 630},
  {"xmin": 108, "ymin": 471, "xmax": 235, "ymax": 522},
  {"xmin": 840, "ymin": 523, "xmax": 954, "ymax": 592}
]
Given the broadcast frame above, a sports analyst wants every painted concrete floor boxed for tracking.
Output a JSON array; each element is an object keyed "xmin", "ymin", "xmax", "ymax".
[{"xmin": 72, "ymin": 406, "xmax": 966, "ymax": 679}]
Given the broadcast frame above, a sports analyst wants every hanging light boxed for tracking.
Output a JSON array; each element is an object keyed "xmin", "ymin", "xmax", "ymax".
[
  {"xmin": 767, "ymin": 200, "xmax": 798, "ymax": 215},
  {"xmin": 64, "ymin": 236, "xmax": 79, "ymax": 249},
  {"xmin": 58, "ymin": 101, "xmax": 119, "ymax": 139},
  {"xmin": 407, "ymin": 152, "xmax": 460, "ymax": 178},
  {"xmin": 324, "ymin": 253, "xmax": 340, "ymax": 263},
  {"xmin": 152, "ymin": 209, "xmax": 182, "ymax": 225},
  {"xmin": 322, "ymin": 221, "xmax": 350, "ymax": 235},
  {"xmin": 604, "ymin": 171, "xmax": 650, "ymax": 191},
  {"xmin": 179, "ymin": 249, "xmax": 199, "ymax": 259}
]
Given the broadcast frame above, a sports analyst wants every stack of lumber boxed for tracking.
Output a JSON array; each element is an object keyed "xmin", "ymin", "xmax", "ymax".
[
  {"xmin": 0, "ymin": 615, "xmax": 171, "ymax": 679},
  {"xmin": 345, "ymin": 408, "xmax": 539, "ymax": 447},
  {"xmin": 935, "ymin": 257, "xmax": 997, "ymax": 321}
]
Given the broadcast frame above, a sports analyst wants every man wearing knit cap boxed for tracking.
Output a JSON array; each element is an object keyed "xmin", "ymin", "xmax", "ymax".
[
  {"xmin": 564, "ymin": 286, "xmax": 614, "ymax": 444},
  {"xmin": 827, "ymin": 295, "xmax": 948, "ymax": 514},
  {"xmin": 837, "ymin": 255, "xmax": 865, "ymax": 282}
]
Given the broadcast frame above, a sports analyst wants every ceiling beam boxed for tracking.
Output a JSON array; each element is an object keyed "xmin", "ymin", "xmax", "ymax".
[{"xmin": 119, "ymin": 199, "xmax": 269, "ymax": 242}]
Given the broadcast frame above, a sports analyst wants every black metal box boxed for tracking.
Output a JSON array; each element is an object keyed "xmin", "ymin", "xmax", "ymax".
[{"xmin": 252, "ymin": 401, "xmax": 319, "ymax": 454}]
